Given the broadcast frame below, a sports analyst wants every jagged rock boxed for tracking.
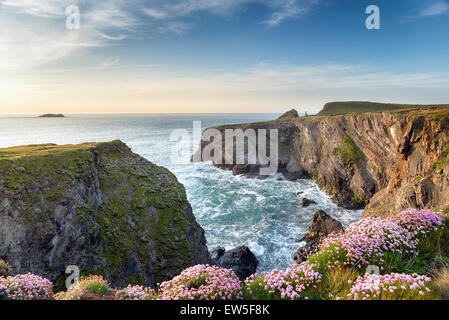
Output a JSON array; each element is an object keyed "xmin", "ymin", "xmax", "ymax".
[
  {"xmin": 301, "ymin": 198, "xmax": 317, "ymax": 207},
  {"xmin": 211, "ymin": 246, "xmax": 258, "ymax": 281},
  {"xmin": 232, "ymin": 164, "xmax": 251, "ymax": 175},
  {"xmin": 293, "ymin": 210, "xmax": 344, "ymax": 263},
  {"xmin": 278, "ymin": 109, "xmax": 299, "ymax": 119},
  {"xmin": 284, "ymin": 160, "xmax": 308, "ymax": 180},
  {"xmin": 210, "ymin": 246, "xmax": 226, "ymax": 262},
  {"xmin": 0, "ymin": 141, "xmax": 211, "ymax": 289}
]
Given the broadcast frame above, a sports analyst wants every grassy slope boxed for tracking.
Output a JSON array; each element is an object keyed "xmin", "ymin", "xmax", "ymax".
[
  {"xmin": 317, "ymin": 101, "xmax": 449, "ymax": 116},
  {"xmin": 0, "ymin": 142, "xmax": 99, "ymax": 160}
]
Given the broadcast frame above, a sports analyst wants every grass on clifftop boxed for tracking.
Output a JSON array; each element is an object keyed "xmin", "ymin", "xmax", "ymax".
[
  {"xmin": 0, "ymin": 142, "xmax": 100, "ymax": 160},
  {"xmin": 317, "ymin": 101, "xmax": 449, "ymax": 116}
]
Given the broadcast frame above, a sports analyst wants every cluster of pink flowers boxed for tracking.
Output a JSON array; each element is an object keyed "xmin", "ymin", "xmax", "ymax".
[
  {"xmin": 347, "ymin": 273, "xmax": 431, "ymax": 300},
  {"xmin": 158, "ymin": 265, "xmax": 243, "ymax": 300},
  {"xmin": 244, "ymin": 262, "xmax": 321, "ymax": 300},
  {"xmin": 0, "ymin": 273, "xmax": 53, "ymax": 300},
  {"xmin": 116, "ymin": 285, "xmax": 157, "ymax": 300},
  {"xmin": 390, "ymin": 208, "xmax": 446, "ymax": 234},
  {"xmin": 316, "ymin": 209, "xmax": 446, "ymax": 269}
]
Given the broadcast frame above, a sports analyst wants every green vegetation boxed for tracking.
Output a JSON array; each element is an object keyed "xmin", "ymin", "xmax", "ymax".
[
  {"xmin": 54, "ymin": 275, "xmax": 110, "ymax": 300},
  {"xmin": 77, "ymin": 275, "xmax": 110, "ymax": 294},
  {"xmin": 0, "ymin": 260, "xmax": 11, "ymax": 277},
  {"xmin": 433, "ymin": 158, "xmax": 447, "ymax": 171},
  {"xmin": 334, "ymin": 135, "xmax": 363, "ymax": 167},
  {"xmin": 443, "ymin": 144, "xmax": 449, "ymax": 155},
  {"xmin": 317, "ymin": 101, "xmax": 449, "ymax": 116},
  {"xmin": 314, "ymin": 267, "xmax": 360, "ymax": 300},
  {"xmin": 0, "ymin": 142, "xmax": 99, "ymax": 160},
  {"xmin": 124, "ymin": 275, "xmax": 147, "ymax": 286},
  {"xmin": 351, "ymin": 193, "xmax": 368, "ymax": 206},
  {"xmin": 45, "ymin": 191, "xmax": 65, "ymax": 202},
  {"xmin": 432, "ymin": 268, "xmax": 449, "ymax": 300},
  {"xmin": 383, "ymin": 221, "xmax": 449, "ymax": 275}
]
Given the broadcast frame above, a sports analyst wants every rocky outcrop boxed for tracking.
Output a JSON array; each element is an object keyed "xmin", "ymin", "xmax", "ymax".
[
  {"xmin": 278, "ymin": 109, "xmax": 299, "ymax": 119},
  {"xmin": 38, "ymin": 114, "xmax": 64, "ymax": 118},
  {"xmin": 193, "ymin": 106, "xmax": 449, "ymax": 216},
  {"xmin": 293, "ymin": 210, "xmax": 344, "ymax": 263},
  {"xmin": 301, "ymin": 198, "xmax": 317, "ymax": 207},
  {"xmin": 210, "ymin": 246, "xmax": 258, "ymax": 280},
  {"xmin": 0, "ymin": 141, "xmax": 211, "ymax": 289}
]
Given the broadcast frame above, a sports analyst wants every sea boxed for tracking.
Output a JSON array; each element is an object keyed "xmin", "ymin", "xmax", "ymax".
[{"xmin": 0, "ymin": 114, "xmax": 363, "ymax": 272}]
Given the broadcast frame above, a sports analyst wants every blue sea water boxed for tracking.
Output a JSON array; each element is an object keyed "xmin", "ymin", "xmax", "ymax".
[{"xmin": 0, "ymin": 114, "xmax": 362, "ymax": 272}]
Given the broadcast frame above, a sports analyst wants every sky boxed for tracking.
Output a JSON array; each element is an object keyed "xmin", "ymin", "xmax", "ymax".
[{"xmin": 0, "ymin": 0, "xmax": 449, "ymax": 114}]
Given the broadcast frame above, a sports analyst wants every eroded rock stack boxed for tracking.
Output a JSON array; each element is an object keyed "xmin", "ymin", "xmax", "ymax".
[{"xmin": 293, "ymin": 210, "xmax": 344, "ymax": 263}]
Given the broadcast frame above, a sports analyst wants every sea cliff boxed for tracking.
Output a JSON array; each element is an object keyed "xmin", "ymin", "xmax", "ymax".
[
  {"xmin": 0, "ymin": 140, "xmax": 211, "ymax": 289},
  {"xmin": 193, "ymin": 105, "xmax": 449, "ymax": 217}
]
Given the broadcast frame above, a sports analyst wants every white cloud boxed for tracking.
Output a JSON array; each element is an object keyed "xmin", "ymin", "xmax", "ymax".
[
  {"xmin": 402, "ymin": 1, "xmax": 449, "ymax": 21},
  {"xmin": 0, "ymin": 0, "xmax": 67, "ymax": 17},
  {"xmin": 0, "ymin": 0, "xmax": 140, "ymax": 70},
  {"xmin": 142, "ymin": 0, "xmax": 318, "ymax": 27},
  {"xmin": 0, "ymin": 0, "xmax": 319, "ymax": 70},
  {"xmin": 263, "ymin": 0, "xmax": 318, "ymax": 27},
  {"xmin": 419, "ymin": 1, "xmax": 449, "ymax": 17}
]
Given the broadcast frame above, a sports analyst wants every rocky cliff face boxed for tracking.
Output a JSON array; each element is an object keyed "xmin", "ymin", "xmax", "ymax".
[
  {"xmin": 193, "ymin": 107, "xmax": 449, "ymax": 217},
  {"xmin": 0, "ymin": 141, "xmax": 211, "ymax": 289}
]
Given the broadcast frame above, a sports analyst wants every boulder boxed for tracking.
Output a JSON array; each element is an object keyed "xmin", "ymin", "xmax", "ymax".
[
  {"xmin": 293, "ymin": 210, "xmax": 344, "ymax": 263},
  {"xmin": 301, "ymin": 198, "xmax": 317, "ymax": 207},
  {"xmin": 210, "ymin": 247, "xmax": 226, "ymax": 262},
  {"xmin": 211, "ymin": 246, "xmax": 258, "ymax": 280}
]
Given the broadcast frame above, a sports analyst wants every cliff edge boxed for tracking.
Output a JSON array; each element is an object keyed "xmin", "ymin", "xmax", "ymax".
[
  {"xmin": 193, "ymin": 106, "xmax": 449, "ymax": 217},
  {"xmin": 0, "ymin": 140, "xmax": 211, "ymax": 289}
]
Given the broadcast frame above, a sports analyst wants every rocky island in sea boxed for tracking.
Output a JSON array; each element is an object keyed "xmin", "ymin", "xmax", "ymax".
[
  {"xmin": 38, "ymin": 114, "xmax": 65, "ymax": 118},
  {"xmin": 0, "ymin": 102, "xmax": 448, "ymax": 301}
]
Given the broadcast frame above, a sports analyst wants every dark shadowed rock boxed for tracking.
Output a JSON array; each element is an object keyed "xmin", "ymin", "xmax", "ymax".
[
  {"xmin": 301, "ymin": 198, "xmax": 317, "ymax": 207},
  {"xmin": 293, "ymin": 210, "xmax": 344, "ymax": 263},
  {"xmin": 210, "ymin": 246, "xmax": 226, "ymax": 262},
  {"xmin": 232, "ymin": 164, "xmax": 251, "ymax": 175},
  {"xmin": 278, "ymin": 109, "xmax": 299, "ymax": 119},
  {"xmin": 38, "ymin": 114, "xmax": 64, "ymax": 118},
  {"xmin": 211, "ymin": 246, "xmax": 258, "ymax": 280}
]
